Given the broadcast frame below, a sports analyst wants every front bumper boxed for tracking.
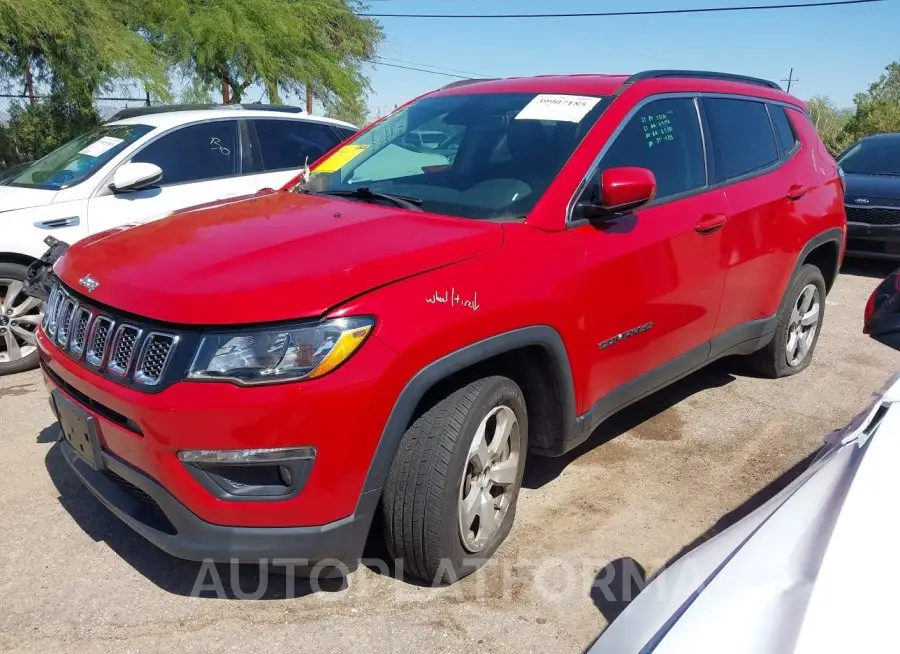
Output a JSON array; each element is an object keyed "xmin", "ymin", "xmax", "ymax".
[
  {"xmin": 37, "ymin": 321, "xmax": 402, "ymax": 564},
  {"xmin": 59, "ymin": 436, "xmax": 379, "ymax": 566},
  {"xmin": 847, "ymin": 222, "xmax": 900, "ymax": 260}
]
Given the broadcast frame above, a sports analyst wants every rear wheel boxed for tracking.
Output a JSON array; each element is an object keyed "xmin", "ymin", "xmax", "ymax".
[
  {"xmin": 0, "ymin": 262, "xmax": 43, "ymax": 376},
  {"xmin": 747, "ymin": 263, "xmax": 826, "ymax": 378},
  {"xmin": 381, "ymin": 376, "xmax": 527, "ymax": 584}
]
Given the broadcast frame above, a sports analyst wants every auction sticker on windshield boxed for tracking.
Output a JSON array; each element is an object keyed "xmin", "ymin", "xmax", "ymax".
[
  {"xmin": 314, "ymin": 144, "xmax": 369, "ymax": 173},
  {"xmin": 78, "ymin": 136, "xmax": 125, "ymax": 158},
  {"xmin": 515, "ymin": 94, "xmax": 601, "ymax": 123}
]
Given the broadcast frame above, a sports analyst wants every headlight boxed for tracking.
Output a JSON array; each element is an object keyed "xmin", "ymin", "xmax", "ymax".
[{"xmin": 188, "ymin": 317, "xmax": 373, "ymax": 385}]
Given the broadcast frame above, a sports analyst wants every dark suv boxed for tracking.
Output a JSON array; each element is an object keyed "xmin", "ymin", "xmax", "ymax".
[{"xmin": 839, "ymin": 132, "xmax": 900, "ymax": 260}]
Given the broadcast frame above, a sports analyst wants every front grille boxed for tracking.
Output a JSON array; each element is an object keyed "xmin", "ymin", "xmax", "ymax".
[
  {"xmin": 44, "ymin": 286, "xmax": 61, "ymax": 333},
  {"xmin": 846, "ymin": 205, "xmax": 900, "ymax": 226},
  {"xmin": 108, "ymin": 325, "xmax": 142, "ymax": 376},
  {"xmin": 134, "ymin": 333, "xmax": 178, "ymax": 386},
  {"xmin": 85, "ymin": 316, "xmax": 114, "ymax": 367},
  {"xmin": 55, "ymin": 298, "xmax": 76, "ymax": 347},
  {"xmin": 69, "ymin": 307, "xmax": 93, "ymax": 356},
  {"xmin": 42, "ymin": 282, "xmax": 182, "ymax": 390}
]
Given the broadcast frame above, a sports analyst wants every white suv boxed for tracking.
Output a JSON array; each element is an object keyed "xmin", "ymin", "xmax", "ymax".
[{"xmin": 0, "ymin": 105, "xmax": 357, "ymax": 374}]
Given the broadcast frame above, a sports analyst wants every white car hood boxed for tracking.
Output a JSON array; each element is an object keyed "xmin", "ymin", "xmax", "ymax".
[
  {"xmin": 0, "ymin": 185, "xmax": 57, "ymax": 212},
  {"xmin": 591, "ymin": 372, "xmax": 900, "ymax": 654}
]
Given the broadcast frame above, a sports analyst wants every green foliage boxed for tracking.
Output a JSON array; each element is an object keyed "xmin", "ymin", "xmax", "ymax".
[
  {"xmin": 812, "ymin": 61, "xmax": 900, "ymax": 155},
  {"xmin": 807, "ymin": 96, "xmax": 854, "ymax": 155},
  {"xmin": 0, "ymin": 0, "xmax": 169, "ymax": 102},
  {"xmin": 323, "ymin": 94, "xmax": 369, "ymax": 126},
  {"xmin": 140, "ymin": 0, "xmax": 382, "ymax": 106},
  {"xmin": 0, "ymin": 91, "xmax": 100, "ymax": 168}
]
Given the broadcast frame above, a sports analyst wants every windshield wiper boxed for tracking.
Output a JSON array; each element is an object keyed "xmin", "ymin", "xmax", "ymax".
[
  {"xmin": 876, "ymin": 171, "xmax": 900, "ymax": 177},
  {"xmin": 318, "ymin": 187, "xmax": 424, "ymax": 211}
]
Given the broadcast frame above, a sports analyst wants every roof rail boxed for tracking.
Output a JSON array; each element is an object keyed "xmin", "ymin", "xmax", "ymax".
[
  {"xmin": 624, "ymin": 70, "xmax": 782, "ymax": 91},
  {"xmin": 438, "ymin": 78, "xmax": 499, "ymax": 91},
  {"xmin": 107, "ymin": 103, "xmax": 305, "ymax": 122}
]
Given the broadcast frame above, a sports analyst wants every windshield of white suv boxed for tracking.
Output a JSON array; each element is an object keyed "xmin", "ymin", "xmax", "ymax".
[
  {"xmin": 4, "ymin": 123, "xmax": 154, "ymax": 190},
  {"xmin": 839, "ymin": 137, "xmax": 900, "ymax": 176},
  {"xmin": 302, "ymin": 92, "xmax": 611, "ymax": 219}
]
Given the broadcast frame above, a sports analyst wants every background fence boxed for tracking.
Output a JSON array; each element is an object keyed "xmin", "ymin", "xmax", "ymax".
[{"xmin": 0, "ymin": 93, "xmax": 152, "ymax": 124}]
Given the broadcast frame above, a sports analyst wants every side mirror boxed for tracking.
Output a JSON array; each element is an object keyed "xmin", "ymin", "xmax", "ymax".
[
  {"xmin": 110, "ymin": 162, "xmax": 162, "ymax": 193},
  {"xmin": 575, "ymin": 166, "xmax": 657, "ymax": 220}
]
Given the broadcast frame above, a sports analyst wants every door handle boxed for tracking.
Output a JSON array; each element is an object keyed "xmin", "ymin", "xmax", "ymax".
[
  {"xmin": 695, "ymin": 213, "xmax": 727, "ymax": 235},
  {"xmin": 34, "ymin": 216, "xmax": 80, "ymax": 229},
  {"xmin": 787, "ymin": 184, "xmax": 809, "ymax": 201}
]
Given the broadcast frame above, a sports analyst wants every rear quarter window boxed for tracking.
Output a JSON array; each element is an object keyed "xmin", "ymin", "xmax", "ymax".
[
  {"xmin": 704, "ymin": 98, "xmax": 779, "ymax": 182},
  {"xmin": 769, "ymin": 105, "xmax": 799, "ymax": 156}
]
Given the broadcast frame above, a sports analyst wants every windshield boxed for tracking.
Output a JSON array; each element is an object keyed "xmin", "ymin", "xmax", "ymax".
[
  {"xmin": 4, "ymin": 123, "xmax": 154, "ymax": 190},
  {"xmin": 838, "ymin": 138, "xmax": 900, "ymax": 176},
  {"xmin": 305, "ymin": 92, "xmax": 611, "ymax": 219}
]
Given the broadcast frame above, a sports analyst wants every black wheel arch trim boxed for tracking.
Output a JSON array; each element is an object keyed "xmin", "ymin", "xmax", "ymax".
[
  {"xmin": 794, "ymin": 227, "xmax": 844, "ymax": 292},
  {"xmin": 360, "ymin": 325, "xmax": 578, "ymax": 493}
]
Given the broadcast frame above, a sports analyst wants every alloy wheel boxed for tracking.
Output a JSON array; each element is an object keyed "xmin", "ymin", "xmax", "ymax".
[
  {"xmin": 458, "ymin": 404, "xmax": 522, "ymax": 553},
  {"xmin": 0, "ymin": 279, "xmax": 43, "ymax": 364},
  {"xmin": 785, "ymin": 283, "xmax": 820, "ymax": 367}
]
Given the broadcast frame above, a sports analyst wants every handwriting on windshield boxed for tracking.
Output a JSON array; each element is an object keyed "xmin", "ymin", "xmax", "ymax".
[{"xmin": 426, "ymin": 288, "xmax": 480, "ymax": 312}]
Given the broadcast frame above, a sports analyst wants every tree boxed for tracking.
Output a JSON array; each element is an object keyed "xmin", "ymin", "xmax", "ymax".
[
  {"xmin": 806, "ymin": 96, "xmax": 853, "ymax": 155},
  {"xmin": 142, "ymin": 0, "xmax": 381, "ymax": 108},
  {"xmin": 0, "ymin": 0, "xmax": 169, "ymax": 105}
]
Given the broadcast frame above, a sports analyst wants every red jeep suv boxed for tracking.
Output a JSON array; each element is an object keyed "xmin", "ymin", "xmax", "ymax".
[{"xmin": 36, "ymin": 70, "xmax": 846, "ymax": 583}]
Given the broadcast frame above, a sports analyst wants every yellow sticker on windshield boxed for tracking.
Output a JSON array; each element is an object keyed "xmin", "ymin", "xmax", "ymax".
[{"xmin": 314, "ymin": 144, "xmax": 369, "ymax": 173}]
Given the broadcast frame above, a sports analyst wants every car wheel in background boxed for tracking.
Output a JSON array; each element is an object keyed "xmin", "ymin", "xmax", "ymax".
[{"xmin": 0, "ymin": 262, "xmax": 44, "ymax": 376}]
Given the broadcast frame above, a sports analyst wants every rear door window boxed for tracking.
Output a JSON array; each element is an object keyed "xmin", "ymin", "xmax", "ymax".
[
  {"xmin": 131, "ymin": 120, "xmax": 239, "ymax": 185},
  {"xmin": 252, "ymin": 119, "xmax": 346, "ymax": 171},
  {"xmin": 704, "ymin": 98, "xmax": 778, "ymax": 181}
]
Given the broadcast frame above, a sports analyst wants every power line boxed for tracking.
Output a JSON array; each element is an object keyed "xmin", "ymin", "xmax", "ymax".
[
  {"xmin": 365, "ymin": 59, "xmax": 490, "ymax": 79},
  {"xmin": 376, "ymin": 56, "xmax": 489, "ymax": 78},
  {"xmin": 360, "ymin": 0, "xmax": 883, "ymax": 19}
]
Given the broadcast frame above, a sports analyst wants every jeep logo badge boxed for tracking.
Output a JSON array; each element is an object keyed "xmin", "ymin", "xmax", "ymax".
[{"xmin": 79, "ymin": 274, "xmax": 99, "ymax": 292}]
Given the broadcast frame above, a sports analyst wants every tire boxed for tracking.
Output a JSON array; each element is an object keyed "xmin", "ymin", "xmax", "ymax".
[
  {"xmin": 747, "ymin": 263, "xmax": 826, "ymax": 378},
  {"xmin": 0, "ymin": 262, "xmax": 42, "ymax": 376},
  {"xmin": 381, "ymin": 376, "xmax": 528, "ymax": 584}
]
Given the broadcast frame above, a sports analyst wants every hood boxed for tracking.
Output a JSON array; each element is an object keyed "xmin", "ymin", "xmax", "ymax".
[
  {"xmin": 0, "ymin": 185, "xmax": 57, "ymax": 212},
  {"xmin": 55, "ymin": 190, "xmax": 503, "ymax": 324},
  {"xmin": 843, "ymin": 173, "xmax": 900, "ymax": 206}
]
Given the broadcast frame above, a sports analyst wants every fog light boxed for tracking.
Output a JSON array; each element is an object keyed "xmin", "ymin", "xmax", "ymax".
[
  {"xmin": 177, "ymin": 446, "xmax": 316, "ymax": 464},
  {"xmin": 278, "ymin": 465, "xmax": 293, "ymax": 486}
]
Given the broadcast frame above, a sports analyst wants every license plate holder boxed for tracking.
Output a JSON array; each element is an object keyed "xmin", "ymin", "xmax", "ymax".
[{"xmin": 52, "ymin": 390, "xmax": 105, "ymax": 470}]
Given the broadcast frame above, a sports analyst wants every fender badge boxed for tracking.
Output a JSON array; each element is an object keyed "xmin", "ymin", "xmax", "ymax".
[{"xmin": 79, "ymin": 274, "xmax": 99, "ymax": 292}]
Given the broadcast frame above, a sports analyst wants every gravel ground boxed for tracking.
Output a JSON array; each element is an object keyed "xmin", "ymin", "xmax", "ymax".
[{"xmin": 1, "ymin": 260, "xmax": 898, "ymax": 653}]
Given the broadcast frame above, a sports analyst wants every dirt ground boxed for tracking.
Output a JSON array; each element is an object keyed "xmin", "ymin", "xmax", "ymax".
[{"xmin": 1, "ymin": 260, "xmax": 898, "ymax": 653}]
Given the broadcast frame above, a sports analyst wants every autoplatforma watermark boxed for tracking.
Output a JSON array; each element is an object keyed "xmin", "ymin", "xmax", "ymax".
[{"xmin": 190, "ymin": 555, "xmax": 708, "ymax": 604}]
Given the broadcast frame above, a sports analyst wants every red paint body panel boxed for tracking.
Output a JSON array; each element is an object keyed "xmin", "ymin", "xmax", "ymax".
[
  {"xmin": 40, "ymin": 73, "xmax": 845, "ymax": 553},
  {"xmin": 54, "ymin": 191, "xmax": 503, "ymax": 324}
]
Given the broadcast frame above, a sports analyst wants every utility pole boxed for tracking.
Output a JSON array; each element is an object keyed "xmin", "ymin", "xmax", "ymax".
[{"xmin": 781, "ymin": 67, "xmax": 799, "ymax": 93}]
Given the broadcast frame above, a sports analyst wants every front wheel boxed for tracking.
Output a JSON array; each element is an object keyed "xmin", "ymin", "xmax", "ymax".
[
  {"xmin": 0, "ymin": 262, "xmax": 44, "ymax": 376},
  {"xmin": 381, "ymin": 376, "xmax": 528, "ymax": 584}
]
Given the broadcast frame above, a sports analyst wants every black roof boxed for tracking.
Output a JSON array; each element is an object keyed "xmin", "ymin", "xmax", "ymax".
[
  {"xmin": 108, "ymin": 103, "xmax": 305, "ymax": 122},
  {"xmin": 862, "ymin": 132, "xmax": 900, "ymax": 141}
]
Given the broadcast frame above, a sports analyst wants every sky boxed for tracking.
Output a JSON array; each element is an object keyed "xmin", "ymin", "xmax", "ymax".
[{"xmin": 361, "ymin": 0, "xmax": 900, "ymax": 118}]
